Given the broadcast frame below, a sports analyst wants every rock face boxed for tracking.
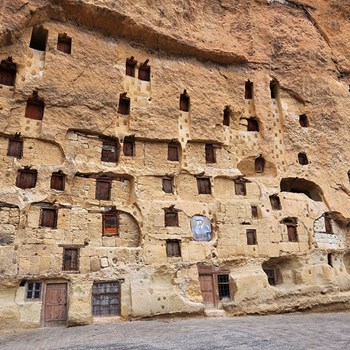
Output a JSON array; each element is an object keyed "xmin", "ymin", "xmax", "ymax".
[{"xmin": 1, "ymin": 0, "xmax": 350, "ymax": 329}]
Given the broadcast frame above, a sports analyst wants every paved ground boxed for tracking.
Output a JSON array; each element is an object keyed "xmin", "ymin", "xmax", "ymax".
[{"xmin": 1, "ymin": 312, "xmax": 350, "ymax": 350}]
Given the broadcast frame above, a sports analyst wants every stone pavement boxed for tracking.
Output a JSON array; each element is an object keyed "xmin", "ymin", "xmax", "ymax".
[{"xmin": 1, "ymin": 312, "xmax": 350, "ymax": 350}]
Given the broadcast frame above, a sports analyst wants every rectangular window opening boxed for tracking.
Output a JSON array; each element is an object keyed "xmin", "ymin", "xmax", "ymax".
[
  {"xmin": 246, "ymin": 229, "xmax": 257, "ymax": 245},
  {"xmin": 299, "ymin": 114, "xmax": 309, "ymax": 127},
  {"xmin": 287, "ymin": 225, "xmax": 298, "ymax": 242},
  {"xmin": 269, "ymin": 195, "xmax": 282, "ymax": 210},
  {"xmin": 50, "ymin": 172, "xmax": 65, "ymax": 191},
  {"xmin": 16, "ymin": 169, "xmax": 37, "ymax": 189},
  {"xmin": 126, "ymin": 57, "xmax": 137, "ymax": 77},
  {"xmin": 0, "ymin": 57, "xmax": 16, "ymax": 86},
  {"xmin": 57, "ymin": 33, "xmax": 72, "ymax": 54},
  {"xmin": 25, "ymin": 92, "xmax": 44, "ymax": 120},
  {"xmin": 123, "ymin": 138, "xmax": 135, "ymax": 157},
  {"xmin": 247, "ymin": 118, "xmax": 259, "ymax": 132},
  {"xmin": 223, "ymin": 106, "xmax": 230, "ymax": 126},
  {"xmin": 197, "ymin": 177, "xmax": 212, "ymax": 195},
  {"xmin": 96, "ymin": 179, "xmax": 112, "ymax": 200},
  {"xmin": 138, "ymin": 62, "xmax": 150, "ymax": 81},
  {"xmin": 205, "ymin": 144, "xmax": 216, "ymax": 163},
  {"xmin": 179, "ymin": 90, "xmax": 190, "ymax": 112},
  {"xmin": 234, "ymin": 180, "xmax": 246, "ymax": 196},
  {"xmin": 251, "ymin": 205, "xmax": 258, "ymax": 219},
  {"xmin": 29, "ymin": 25, "xmax": 48, "ymax": 51},
  {"xmin": 217, "ymin": 274, "xmax": 230, "ymax": 300},
  {"xmin": 118, "ymin": 93, "xmax": 130, "ymax": 115},
  {"xmin": 7, "ymin": 138, "xmax": 23, "ymax": 159},
  {"xmin": 26, "ymin": 282, "xmax": 42, "ymax": 300},
  {"xmin": 162, "ymin": 177, "xmax": 173, "ymax": 194},
  {"xmin": 103, "ymin": 212, "xmax": 119, "ymax": 236},
  {"xmin": 101, "ymin": 141, "xmax": 119, "ymax": 162},
  {"xmin": 245, "ymin": 81, "xmax": 253, "ymax": 99},
  {"xmin": 168, "ymin": 143, "xmax": 179, "ymax": 161},
  {"xmin": 40, "ymin": 208, "xmax": 58, "ymax": 228},
  {"xmin": 62, "ymin": 248, "xmax": 79, "ymax": 272},
  {"xmin": 166, "ymin": 240, "xmax": 181, "ymax": 257},
  {"xmin": 165, "ymin": 211, "xmax": 179, "ymax": 227},
  {"xmin": 325, "ymin": 215, "xmax": 333, "ymax": 234},
  {"xmin": 298, "ymin": 152, "xmax": 309, "ymax": 165},
  {"xmin": 92, "ymin": 281, "xmax": 120, "ymax": 316}
]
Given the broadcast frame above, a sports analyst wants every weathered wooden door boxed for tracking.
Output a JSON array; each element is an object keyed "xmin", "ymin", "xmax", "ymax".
[
  {"xmin": 199, "ymin": 274, "xmax": 215, "ymax": 307},
  {"xmin": 44, "ymin": 283, "xmax": 67, "ymax": 326}
]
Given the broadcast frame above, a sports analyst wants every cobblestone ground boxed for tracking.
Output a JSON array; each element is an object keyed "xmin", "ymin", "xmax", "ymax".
[{"xmin": 1, "ymin": 312, "xmax": 350, "ymax": 350}]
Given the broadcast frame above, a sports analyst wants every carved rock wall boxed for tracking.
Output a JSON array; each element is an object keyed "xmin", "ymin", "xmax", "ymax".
[{"xmin": 0, "ymin": 0, "xmax": 350, "ymax": 329}]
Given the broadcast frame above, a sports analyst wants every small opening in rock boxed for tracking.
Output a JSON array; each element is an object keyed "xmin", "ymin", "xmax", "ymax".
[{"xmin": 29, "ymin": 25, "xmax": 48, "ymax": 51}]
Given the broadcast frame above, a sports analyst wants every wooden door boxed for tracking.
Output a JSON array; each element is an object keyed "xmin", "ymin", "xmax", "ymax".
[
  {"xmin": 44, "ymin": 283, "xmax": 67, "ymax": 326},
  {"xmin": 199, "ymin": 274, "xmax": 215, "ymax": 307}
]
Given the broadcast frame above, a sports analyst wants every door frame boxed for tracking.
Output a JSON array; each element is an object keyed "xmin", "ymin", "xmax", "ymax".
[
  {"xmin": 197, "ymin": 263, "xmax": 230, "ymax": 308},
  {"xmin": 41, "ymin": 281, "xmax": 69, "ymax": 327}
]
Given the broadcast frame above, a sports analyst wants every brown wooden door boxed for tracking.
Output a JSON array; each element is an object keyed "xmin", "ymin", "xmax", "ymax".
[
  {"xmin": 199, "ymin": 274, "xmax": 215, "ymax": 307},
  {"xmin": 44, "ymin": 283, "xmax": 67, "ymax": 326}
]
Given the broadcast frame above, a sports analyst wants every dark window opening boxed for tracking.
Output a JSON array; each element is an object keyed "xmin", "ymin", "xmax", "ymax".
[
  {"xmin": 348, "ymin": 170, "xmax": 350, "ymax": 184},
  {"xmin": 234, "ymin": 179, "xmax": 246, "ymax": 196},
  {"xmin": 162, "ymin": 177, "xmax": 173, "ymax": 193},
  {"xmin": 324, "ymin": 214, "xmax": 333, "ymax": 234},
  {"xmin": 96, "ymin": 179, "xmax": 112, "ymax": 200},
  {"xmin": 26, "ymin": 282, "xmax": 42, "ymax": 300},
  {"xmin": 57, "ymin": 33, "xmax": 72, "ymax": 54},
  {"xmin": 270, "ymin": 79, "xmax": 278, "ymax": 99},
  {"xmin": 123, "ymin": 136, "xmax": 135, "ymax": 157},
  {"xmin": 62, "ymin": 248, "xmax": 79, "ymax": 272},
  {"xmin": 245, "ymin": 80, "xmax": 253, "ymax": 99},
  {"xmin": 269, "ymin": 195, "xmax": 282, "ymax": 210},
  {"xmin": 264, "ymin": 268, "xmax": 277, "ymax": 286},
  {"xmin": 298, "ymin": 152, "xmax": 308, "ymax": 165},
  {"xmin": 168, "ymin": 142, "xmax": 179, "ymax": 161},
  {"xmin": 40, "ymin": 208, "xmax": 58, "ymax": 228},
  {"xmin": 103, "ymin": 212, "xmax": 119, "ymax": 236},
  {"xmin": 281, "ymin": 218, "xmax": 298, "ymax": 242},
  {"xmin": 92, "ymin": 281, "xmax": 120, "ymax": 316},
  {"xmin": 205, "ymin": 144, "xmax": 216, "ymax": 163},
  {"xmin": 29, "ymin": 25, "xmax": 48, "ymax": 51},
  {"xmin": 164, "ymin": 210, "xmax": 179, "ymax": 227},
  {"xmin": 0, "ymin": 56, "xmax": 16, "ymax": 86},
  {"xmin": 287, "ymin": 225, "xmax": 298, "ymax": 242},
  {"xmin": 299, "ymin": 114, "xmax": 309, "ymax": 127},
  {"xmin": 126, "ymin": 56, "xmax": 137, "ymax": 77},
  {"xmin": 180, "ymin": 90, "xmax": 190, "ymax": 112},
  {"xmin": 246, "ymin": 229, "xmax": 257, "ymax": 245},
  {"xmin": 101, "ymin": 140, "xmax": 119, "ymax": 162},
  {"xmin": 50, "ymin": 172, "xmax": 65, "ymax": 191},
  {"xmin": 16, "ymin": 169, "xmax": 37, "ymax": 189},
  {"xmin": 251, "ymin": 205, "xmax": 258, "ymax": 219},
  {"xmin": 197, "ymin": 177, "xmax": 212, "ymax": 195},
  {"xmin": 166, "ymin": 240, "xmax": 181, "ymax": 257},
  {"xmin": 255, "ymin": 156, "xmax": 265, "ymax": 173},
  {"xmin": 118, "ymin": 93, "xmax": 130, "ymax": 115},
  {"xmin": 217, "ymin": 274, "xmax": 230, "ymax": 300},
  {"xmin": 138, "ymin": 59, "xmax": 150, "ymax": 81},
  {"xmin": 25, "ymin": 91, "xmax": 45, "ymax": 120},
  {"xmin": 247, "ymin": 118, "xmax": 259, "ymax": 131},
  {"xmin": 7, "ymin": 137, "xmax": 23, "ymax": 159},
  {"xmin": 223, "ymin": 106, "xmax": 230, "ymax": 126},
  {"xmin": 327, "ymin": 253, "xmax": 333, "ymax": 267}
]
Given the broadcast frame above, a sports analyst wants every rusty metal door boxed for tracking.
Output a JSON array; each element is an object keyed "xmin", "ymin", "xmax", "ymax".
[
  {"xmin": 199, "ymin": 274, "xmax": 215, "ymax": 307},
  {"xmin": 44, "ymin": 283, "xmax": 67, "ymax": 326}
]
